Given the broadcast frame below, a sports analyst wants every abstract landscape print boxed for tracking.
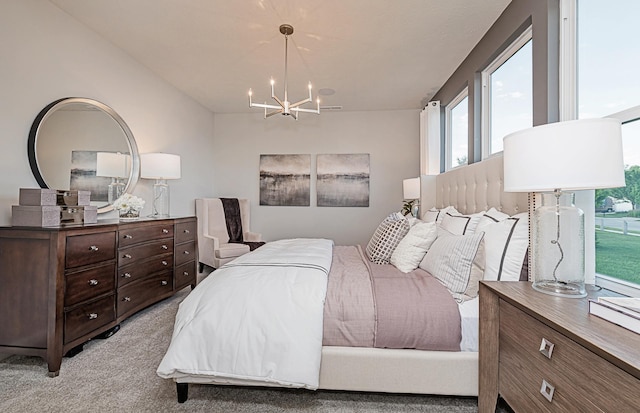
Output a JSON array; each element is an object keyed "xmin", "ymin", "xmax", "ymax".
[
  {"xmin": 317, "ymin": 154, "xmax": 370, "ymax": 207},
  {"xmin": 259, "ymin": 154, "xmax": 311, "ymax": 206}
]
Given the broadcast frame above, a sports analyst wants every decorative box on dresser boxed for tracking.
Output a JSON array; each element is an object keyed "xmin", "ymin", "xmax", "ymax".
[
  {"xmin": 0, "ymin": 216, "xmax": 197, "ymax": 377},
  {"xmin": 479, "ymin": 281, "xmax": 640, "ymax": 413}
]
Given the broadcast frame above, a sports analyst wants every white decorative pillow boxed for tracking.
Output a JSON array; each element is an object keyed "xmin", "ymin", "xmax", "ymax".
[
  {"xmin": 390, "ymin": 221, "xmax": 438, "ymax": 273},
  {"xmin": 476, "ymin": 209, "xmax": 528, "ymax": 281},
  {"xmin": 366, "ymin": 213, "xmax": 411, "ymax": 264},
  {"xmin": 419, "ymin": 232, "xmax": 485, "ymax": 302},
  {"xmin": 422, "ymin": 206, "xmax": 460, "ymax": 224},
  {"xmin": 440, "ymin": 213, "xmax": 471, "ymax": 235}
]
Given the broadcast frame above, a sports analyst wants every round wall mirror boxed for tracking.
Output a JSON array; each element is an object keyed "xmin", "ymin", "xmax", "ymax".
[{"xmin": 28, "ymin": 97, "xmax": 140, "ymax": 213}]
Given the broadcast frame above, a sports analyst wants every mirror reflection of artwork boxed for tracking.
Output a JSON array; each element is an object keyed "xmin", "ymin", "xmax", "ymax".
[
  {"xmin": 260, "ymin": 154, "xmax": 311, "ymax": 206},
  {"xmin": 70, "ymin": 151, "xmax": 111, "ymax": 202},
  {"xmin": 317, "ymin": 154, "xmax": 370, "ymax": 207}
]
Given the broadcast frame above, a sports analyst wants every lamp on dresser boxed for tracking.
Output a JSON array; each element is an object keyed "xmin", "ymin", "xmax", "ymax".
[
  {"xmin": 141, "ymin": 153, "xmax": 181, "ymax": 218},
  {"xmin": 503, "ymin": 118, "xmax": 625, "ymax": 298}
]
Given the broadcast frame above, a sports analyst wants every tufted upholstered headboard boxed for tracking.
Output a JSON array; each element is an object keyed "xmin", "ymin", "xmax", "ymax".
[{"xmin": 420, "ymin": 154, "xmax": 529, "ymax": 217}]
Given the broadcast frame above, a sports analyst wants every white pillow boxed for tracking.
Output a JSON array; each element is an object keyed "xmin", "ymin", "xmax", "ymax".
[
  {"xmin": 366, "ymin": 213, "xmax": 411, "ymax": 265},
  {"xmin": 390, "ymin": 222, "xmax": 438, "ymax": 273},
  {"xmin": 419, "ymin": 232, "xmax": 485, "ymax": 302},
  {"xmin": 476, "ymin": 209, "xmax": 528, "ymax": 281},
  {"xmin": 422, "ymin": 206, "xmax": 460, "ymax": 223}
]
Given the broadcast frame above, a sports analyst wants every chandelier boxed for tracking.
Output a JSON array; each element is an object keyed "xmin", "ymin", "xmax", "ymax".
[{"xmin": 248, "ymin": 24, "xmax": 320, "ymax": 119}]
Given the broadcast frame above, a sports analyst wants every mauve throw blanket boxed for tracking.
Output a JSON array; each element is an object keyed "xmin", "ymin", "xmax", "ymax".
[
  {"xmin": 220, "ymin": 198, "xmax": 264, "ymax": 251},
  {"xmin": 323, "ymin": 246, "xmax": 461, "ymax": 351}
]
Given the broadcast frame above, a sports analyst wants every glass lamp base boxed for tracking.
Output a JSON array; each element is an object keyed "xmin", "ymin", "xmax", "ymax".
[{"xmin": 532, "ymin": 280, "xmax": 587, "ymax": 298}]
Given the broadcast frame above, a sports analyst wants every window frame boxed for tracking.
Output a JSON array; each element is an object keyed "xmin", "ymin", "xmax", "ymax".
[
  {"xmin": 480, "ymin": 26, "xmax": 533, "ymax": 159},
  {"xmin": 444, "ymin": 88, "xmax": 469, "ymax": 171},
  {"xmin": 565, "ymin": 0, "xmax": 640, "ymax": 295}
]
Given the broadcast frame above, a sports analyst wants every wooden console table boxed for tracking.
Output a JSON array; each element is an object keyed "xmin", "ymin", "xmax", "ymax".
[
  {"xmin": 0, "ymin": 217, "xmax": 197, "ymax": 376},
  {"xmin": 479, "ymin": 281, "xmax": 640, "ymax": 412}
]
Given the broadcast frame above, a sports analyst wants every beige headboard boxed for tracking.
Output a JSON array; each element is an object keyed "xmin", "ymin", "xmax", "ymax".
[{"xmin": 420, "ymin": 154, "xmax": 529, "ymax": 217}]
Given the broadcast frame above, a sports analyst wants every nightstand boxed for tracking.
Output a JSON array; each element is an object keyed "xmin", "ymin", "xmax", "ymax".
[{"xmin": 479, "ymin": 281, "xmax": 640, "ymax": 412}]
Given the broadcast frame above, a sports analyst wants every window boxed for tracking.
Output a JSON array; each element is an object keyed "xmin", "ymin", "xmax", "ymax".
[
  {"xmin": 481, "ymin": 28, "xmax": 533, "ymax": 157},
  {"xmin": 445, "ymin": 89, "xmax": 468, "ymax": 170},
  {"xmin": 577, "ymin": 0, "xmax": 640, "ymax": 293}
]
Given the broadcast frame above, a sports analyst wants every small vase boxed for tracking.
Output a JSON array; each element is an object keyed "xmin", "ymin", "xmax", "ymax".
[{"xmin": 119, "ymin": 209, "xmax": 140, "ymax": 221}]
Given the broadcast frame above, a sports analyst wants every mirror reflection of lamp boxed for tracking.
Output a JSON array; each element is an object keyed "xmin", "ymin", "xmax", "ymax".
[
  {"xmin": 140, "ymin": 153, "xmax": 181, "ymax": 218},
  {"xmin": 96, "ymin": 152, "xmax": 129, "ymax": 204}
]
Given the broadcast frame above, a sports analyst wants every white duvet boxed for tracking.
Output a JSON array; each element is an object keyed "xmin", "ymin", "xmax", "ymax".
[{"xmin": 157, "ymin": 238, "xmax": 334, "ymax": 389}]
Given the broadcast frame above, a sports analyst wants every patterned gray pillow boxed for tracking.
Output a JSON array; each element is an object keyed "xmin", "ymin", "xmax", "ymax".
[
  {"xmin": 366, "ymin": 213, "xmax": 411, "ymax": 264},
  {"xmin": 419, "ymin": 232, "xmax": 485, "ymax": 302}
]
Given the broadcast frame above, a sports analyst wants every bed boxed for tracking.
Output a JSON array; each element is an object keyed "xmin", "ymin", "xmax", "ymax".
[{"xmin": 157, "ymin": 155, "xmax": 529, "ymax": 402}]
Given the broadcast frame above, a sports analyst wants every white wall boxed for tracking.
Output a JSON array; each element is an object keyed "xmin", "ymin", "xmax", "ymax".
[
  {"xmin": 0, "ymin": 0, "xmax": 216, "ymax": 223},
  {"xmin": 212, "ymin": 110, "xmax": 420, "ymax": 246}
]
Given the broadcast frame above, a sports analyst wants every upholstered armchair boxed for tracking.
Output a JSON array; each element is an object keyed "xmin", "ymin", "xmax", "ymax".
[{"xmin": 195, "ymin": 198, "xmax": 262, "ymax": 270}]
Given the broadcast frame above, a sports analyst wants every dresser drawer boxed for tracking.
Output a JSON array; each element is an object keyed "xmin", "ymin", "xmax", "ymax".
[
  {"xmin": 65, "ymin": 264, "xmax": 116, "ymax": 307},
  {"xmin": 175, "ymin": 220, "xmax": 196, "ymax": 244},
  {"xmin": 500, "ymin": 300, "xmax": 640, "ymax": 411},
  {"xmin": 118, "ymin": 224, "xmax": 174, "ymax": 248},
  {"xmin": 64, "ymin": 295, "xmax": 115, "ymax": 344},
  {"xmin": 117, "ymin": 273, "xmax": 173, "ymax": 318},
  {"xmin": 118, "ymin": 255, "xmax": 173, "ymax": 287},
  {"xmin": 118, "ymin": 238, "xmax": 173, "ymax": 267},
  {"xmin": 175, "ymin": 260, "xmax": 196, "ymax": 291},
  {"xmin": 65, "ymin": 231, "xmax": 116, "ymax": 268},
  {"xmin": 175, "ymin": 240, "xmax": 196, "ymax": 266}
]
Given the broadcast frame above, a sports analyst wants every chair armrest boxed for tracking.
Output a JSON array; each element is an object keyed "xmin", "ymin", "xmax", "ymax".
[
  {"xmin": 244, "ymin": 231, "xmax": 262, "ymax": 242},
  {"xmin": 202, "ymin": 233, "xmax": 221, "ymax": 250}
]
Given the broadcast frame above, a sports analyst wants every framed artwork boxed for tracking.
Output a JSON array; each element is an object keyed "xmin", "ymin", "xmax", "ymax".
[
  {"xmin": 317, "ymin": 153, "xmax": 370, "ymax": 207},
  {"xmin": 70, "ymin": 150, "xmax": 110, "ymax": 202},
  {"xmin": 259, "ymin": 154, "xmax": 311, "ymax": 206}
]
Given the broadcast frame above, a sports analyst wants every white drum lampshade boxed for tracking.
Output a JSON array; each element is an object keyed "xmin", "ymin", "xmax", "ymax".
[
  {"xmin": 141, "ymin": 153, "xmax": 181, "ymax": 218},
  {"xmin": 504, "ymin": 118, "xmax": 624, "ymax": 298}
]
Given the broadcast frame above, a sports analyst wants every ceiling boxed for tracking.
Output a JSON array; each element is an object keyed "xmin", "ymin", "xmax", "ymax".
[{"xmin": 50, "ymin": 0, "xmax": 511, "ymax": 114}]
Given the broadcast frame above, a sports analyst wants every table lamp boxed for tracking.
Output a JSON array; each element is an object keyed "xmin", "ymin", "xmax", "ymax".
[
  {"xmin": 503, "ymin": 118, "xmax": 624, "ymax": 298},
  {"xmin": 141, "ymin": 153, "xmax": 181, "ymax": 218},
  {"xmin": 403, "ymin": 177, "xmax": 421, "ymax": 217}
]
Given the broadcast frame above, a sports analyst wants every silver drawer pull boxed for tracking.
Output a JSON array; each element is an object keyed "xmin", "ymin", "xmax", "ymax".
[
  {"xmin": 183, "ymin": 229, "xmax": 190, "ymax": 234},
  {"xmin": 123, "ymin": 234, "xmax": 133, "ymax": 239},
  {"xmin": 123, "ymin": 254, "xmax": 132, "ymax": 259},
  {"xmin": 88, "ymin": 279, "xmax": 99, "ymax": 286},
  {"xmin": 162, "ymin": 229, "xmax": 169, "ymax": 234},
  {"xmin": 540, "ymin": 379, "xmax": 555, "ymax": 402},
  {"xmin": 161, "ymin": 260, "xmax": 168, "ymax": 266},
  {"xmin": 183, "ymin": 271, "xmax": 189, "ymax": 276},
  {"xmin": 122, "ymin": 272, "xmax": 131, "ymax": 278},
  {"xmin": 161, "ymin": 280, "xmax": 168, "ymax": 286},
  {"xmin": 539, "ymin": 338, "xmax": 555, "ymax": 359},
  {"xmin": 183, "ymin": 250, "xmax": 190, "ymax": 255},
  {"xmin": 162, "ymin": 245, "xmax": 168, "ymax": 250},
  {"xmin": 123, "ymin": 296, "xmax": 131, "ymax": 302},
  {"xmin": 88, "ymin": 313, "xmax": 98, "ymax": 320},
  {"xmin": 89, "ymin": 245, "xmax": 99, "ymax": 251}
]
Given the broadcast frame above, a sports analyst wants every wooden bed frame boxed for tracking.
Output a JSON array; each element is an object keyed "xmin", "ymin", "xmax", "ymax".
[{"xmin": 174, "ymin": 154, "xmax": 529, "ymax": 402}]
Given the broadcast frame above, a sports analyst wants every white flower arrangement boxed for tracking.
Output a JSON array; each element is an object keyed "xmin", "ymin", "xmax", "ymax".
[{"xmin": 113, "ymin": 193, "xmax": 145, "ymax": 213}]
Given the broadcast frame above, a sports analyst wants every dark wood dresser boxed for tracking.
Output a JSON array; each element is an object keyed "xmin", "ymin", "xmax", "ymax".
[
  {"xmin": 479, "ymin": 281, "xmax": 640, "ymax": 413},
  {"xmin": 0, "ymin": 216, "xmax": 197, "ymax": 376}
]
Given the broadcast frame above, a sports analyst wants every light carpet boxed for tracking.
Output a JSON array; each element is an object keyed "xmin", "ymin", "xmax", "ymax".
[{"xmin": 0, "ymin": 287, "xmax": 481, "ymax": 413}]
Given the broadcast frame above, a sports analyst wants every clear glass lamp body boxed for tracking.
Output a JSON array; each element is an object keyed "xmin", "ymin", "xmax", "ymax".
[
  {"xmin": 532, "ymin": 192, "xmax": 586, "ymax": 298},
  {"xmin": 151, "ymin": 179, "xmax": 170, "ymax": 218}
]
